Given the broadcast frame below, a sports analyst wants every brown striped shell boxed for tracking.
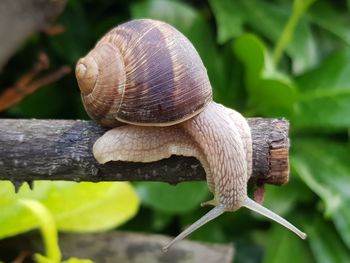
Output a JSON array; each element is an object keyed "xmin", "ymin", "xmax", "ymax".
[{"xmin": 75, "ymin": 19, "xmax": 212, "ymax": 127}]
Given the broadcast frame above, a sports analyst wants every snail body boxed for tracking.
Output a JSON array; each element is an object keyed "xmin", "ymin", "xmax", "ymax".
[{"xmin": 76, "ymin": 19, "xmax": 306, "ymax": 250}]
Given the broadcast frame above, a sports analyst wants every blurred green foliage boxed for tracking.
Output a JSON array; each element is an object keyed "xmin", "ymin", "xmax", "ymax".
[
  {"xmin": 1, "ymin": 0, "xmax": 350, "ymax": 262},
  {"xmin": 0, "ymin": 182, "xmax": 139, "ymax": 238},
  {"xmin": 0, "ymin": 181, "xmax": 138, "ymax": 262}
]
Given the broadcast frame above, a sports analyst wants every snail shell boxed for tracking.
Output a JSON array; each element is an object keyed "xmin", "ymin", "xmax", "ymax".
[{"xmin": 76, "ymin": 19, "xmax": 212, "ymax": 127}]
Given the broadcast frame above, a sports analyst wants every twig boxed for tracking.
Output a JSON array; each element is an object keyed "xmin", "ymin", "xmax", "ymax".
[
  {"xmin": 0, "ymin": 119, "xmax": 289, "ymax": 186},
  {"xmin": 0, "ymin": 52, "xmax": 71, "ymax": 112}
]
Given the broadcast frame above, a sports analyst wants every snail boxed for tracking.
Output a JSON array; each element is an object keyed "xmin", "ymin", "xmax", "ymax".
[{"xmin": 75, "ymin": 19, "xmax": 306, "ymax": 251}]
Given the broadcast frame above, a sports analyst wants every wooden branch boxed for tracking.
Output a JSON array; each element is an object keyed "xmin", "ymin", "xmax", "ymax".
[
  {"xmin": 0, "ymin": 0, "xmax": 66, "ymax": 70},
  {"xmin": 0, "ymin": 231, "xmax": 234, "ymax": 263},
  {"xmin": 0, "ymin": 119, "xmax": 289, "ymax": 185}
]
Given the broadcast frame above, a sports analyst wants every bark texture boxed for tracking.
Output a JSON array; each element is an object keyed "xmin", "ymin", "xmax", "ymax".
[{"xmin": 0, "ymin": 118, "xmax": 289, "ymax": 185}]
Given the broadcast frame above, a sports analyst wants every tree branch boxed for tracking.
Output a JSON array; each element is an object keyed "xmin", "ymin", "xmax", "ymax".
[
  {"xmin": 0, "ymin": 231, "xmax": 234, "ymax": 263},
  {"xmin": 0, "ymin": 119, "xmax": 289, "ymax": 185},
  {"xmin": 0, "ymin": 0, "xmax": 66, "ymax": 70}
]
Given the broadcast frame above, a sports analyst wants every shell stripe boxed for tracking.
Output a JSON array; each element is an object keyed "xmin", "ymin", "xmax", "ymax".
[
  {"xmin": 116, "ymin": 20, "xmax": 176, "ymax": 123},
  {"xmin": 77, "ymin": 19, "xmax": 212, "ymax": 127}
]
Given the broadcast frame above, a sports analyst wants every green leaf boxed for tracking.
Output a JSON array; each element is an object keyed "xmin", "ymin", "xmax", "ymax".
[
  {"xmin": 131, "ymin": 0, "xmax": 197, "ymax": 30},
  {"xmin": 0, "ymin": 181, "xmax": 139, "ymax": 239},
  {"xmin": 44, "ymin": 182, "xmax": 139, "ymax": 232},
  {"xmin": 34, "ymin": 254, "xmax": 55, "ymax": 263},
  {"xmin": 294, "ymin": 48, "xmax": 350, "ymax": 129},
  {"xmin": 210, "ymin": 0, "xmax": 317, "ymax": 73},
  {"xmin": 240, "ymin": 0, "xmax": 317, "ymax": 73},
  {"xmin": 308, "ymin": 1, "xmax": 350, "ymax": 45},
  {"xmin": 136, "ymin": 182, "xmax": 209, "ymax": 214},
  {"xmin": 131, "ymin": 0, "xmax": 227, "ymax": 104},
  {"xmin": 35, "ymin": 255, "xmax": 93, "ymax": 263},
  {"xmin": 0, "ymin": 183, "xmax": 48, "ymax": 238},
  {"xmin": 291, "ymin": 139, "xmax": 350, "ymax": 248},
  {"xmin": 234, "ymin": 33, "xmax": 296, "ymax": 116},
  {"xmin": 263, "ymin": 224, "xmax": 309, "ymax": 263},
  {"xmin": 306, "ymin": 217, "xmax": 350, "ymax": 263},
  {"xmin": 271, "ymin": 0, "xmax": 316, "ymax": 67},
  {"xmin": 49, "ymin": 1, "xmax": 91, "ymax": 64},
  {"xmin": 333, "ymin": 202, "xmax": 350, "ymax": 251},
  {"xmin": 208, "ymin": 0, "xmax": 244, "ymax": 43},
  {"xmin": 151, "ymin": 210, "xmax": 173, "ymax": 231},
  {"xmin": 263, "ymin": 177, "xmax": 314, "ymax": 216},
  {"xmin": 291, "ymin": 139, "xmax": 349, "ymax": 211},
  {"xmin": 20, "ymin": 199, "xmax": 61, "ymax": 262}
]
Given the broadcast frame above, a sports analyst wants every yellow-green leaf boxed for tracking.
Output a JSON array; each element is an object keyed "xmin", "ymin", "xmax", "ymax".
[{"xmin": 0, "ymin": 181, "xmax": 139, "ymax": 239}]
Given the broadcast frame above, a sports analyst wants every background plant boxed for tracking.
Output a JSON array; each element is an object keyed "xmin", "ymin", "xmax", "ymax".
[{"xmin": 0, "ymin": 0, "xmax": 349, "ymax": 262}]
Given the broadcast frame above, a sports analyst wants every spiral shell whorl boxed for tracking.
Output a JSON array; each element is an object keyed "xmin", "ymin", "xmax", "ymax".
[
  {"xmin": 76, "ymin": 56, "xmax": 98, "ymax": 95},
  {"xmin": 76, "ymin": 43, "xmax": 126, "ymax": 127}
]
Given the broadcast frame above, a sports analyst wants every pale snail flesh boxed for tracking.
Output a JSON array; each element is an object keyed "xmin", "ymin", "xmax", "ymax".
[{"xmin": 75, "ymin": 19, "xmax": 306, "ymax": 251}]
